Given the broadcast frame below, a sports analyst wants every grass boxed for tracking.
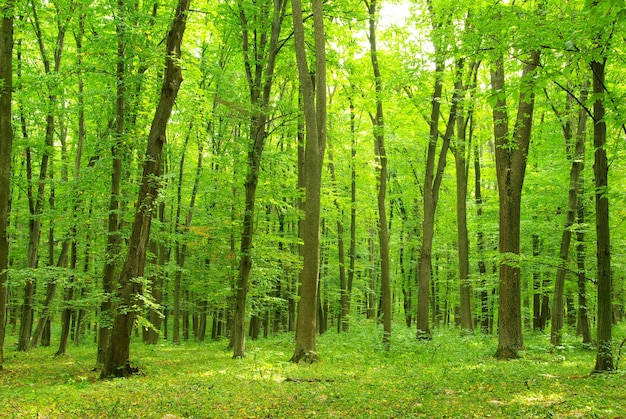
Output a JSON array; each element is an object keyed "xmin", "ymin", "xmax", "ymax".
[{"xmin": 1, "ymin": 322, "xmax": 625, "ymax": 418}]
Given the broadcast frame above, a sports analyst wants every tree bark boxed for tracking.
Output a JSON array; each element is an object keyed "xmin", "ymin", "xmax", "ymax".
[
  {"xmin": 290, "ymin": 0, "xmax": 326, "ymax": 363},
  {"xmin": 575, "ymin": 187, "xmax": 593, "ymax": 345},
  {"xmin": 0, "ymin": 0, "xmax": 15, "ymax": 370},
  {"xmin": 367, "ymin": 0, "xmax": 391, "ymax": 349},
  {"xmin": 454, "ymin": 61, "xmax": 478, "ymax": 335},
  {"xmin": 550, "ymin": 86, "xmax": 588, "ymax": 346},
  {"xmin": 491, "ymin": 50, "xmax": 540, "ymax": 359},
  {"xmin": 18, "ymin": 1, "xmax": 69, "ymax": 351},
  {"xmin": 98, "ymin": 0, "xmax": 127, "ymax": 365},
  {"xmin": 101, "ymin": 0, "xmax": 190, "ymax": 378},
  {"xmin": 231, "ymin": 0, "xmax": 286, "ymax": 358},
  {"xmin": 591, "ymin": 58, "xmax": 613, "ymax": 372},
  {"xmin": 416, "ymin": 57, "xmax": 462, "ymax": 339}
]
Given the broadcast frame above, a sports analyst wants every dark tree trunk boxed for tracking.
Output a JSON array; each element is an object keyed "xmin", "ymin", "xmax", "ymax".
[
  {"xmin": 474, "ymin": 145, "xmax": 491, "ymax": 333},
  {"xmin": 416, "ymin": 58, "xmax": 461, "ymax": 339},
  {"xmin": 290, "ymin": 0, "xmax": 326, "ymax": 363},
  {"xmin": 576, "ymin": 188, "xmax": 593, "ymax": 345},
  {"xmin": 100, "ymin": 0, "xmax": 190, "ymax": 378},
  {"xmin": 231, "ymin": 0, "xmax": 287, "ymax": 359},
  {"xmin": 491, "ymin": 50, "xmax": 540, "ymax": 359},
  {"xmin": 367, "ymin": 0, "xmax": 391, "ymax": 349},
  {"xmin": 550, "ymin": 85, "xmax": 588, "ymax": 346},
  {"xmin": 18, "ymin": 0, "xmax": 68, "ymax": 351},
  {"xmin": 0, "ymin": 0, "xmax": 15, "ymax": 369},
  {"xmin": 591, "ymin": 58, "xmax": 613, "ymax": 372},
  {"xmin": 98, "ymin": 0, "xmax": 127, "ymax": 365}
]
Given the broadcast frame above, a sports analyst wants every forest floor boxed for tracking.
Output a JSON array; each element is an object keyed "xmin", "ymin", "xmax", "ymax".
[{"xmin": 0, "ymin": 321, "xmax": 625, "ymax": 418}]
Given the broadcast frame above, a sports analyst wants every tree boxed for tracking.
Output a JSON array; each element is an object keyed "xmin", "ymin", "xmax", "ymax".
[
  {"xmin": 0, "ymin": 0, "xmax": 15, "ymax": 370},
  {"xmin": 591, "ymin": 57, "xmax": 613, "ymax": 372},
  {"xmin": 490, "ymin": 48, "xmax": 541, "ymax": 359},
  {"xmin": 415, "ymin": 57, "xmax": 462, "ymax": 339},
  {"xmin": 365, "ymin": 0, "xmax": 391, "ymax": 349},
  {"xmin": 231, "ymin": 0, "xmax": 288, "ymax": 359},
  {"xmin": 17, "ymin": 0, "xmax": 73, "ymax": 351},
  {"xmin": 98, "ymin": 0, "xmax": 128, "ymax": 365},
  {"xmin": 290, "ymin": 0, "xmax": 327, "ymax": 363},
  {"xmin": 550, "ymin": 83, "xmax": 588, "ymax": 346},
  {"xmin": 101, "ymin": 0, "xmax": 191, "ymax": 378}
]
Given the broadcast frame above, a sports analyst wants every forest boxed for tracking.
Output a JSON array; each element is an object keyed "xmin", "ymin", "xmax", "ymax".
[{"xmin": 0, "ymin": 0, "xmax": 625, "ymax": 415}]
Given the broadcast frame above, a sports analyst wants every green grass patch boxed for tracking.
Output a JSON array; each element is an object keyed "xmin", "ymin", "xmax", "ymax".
[{"xmin": 1, "ymin": 322, "xmax": 625, "ymax": 418}]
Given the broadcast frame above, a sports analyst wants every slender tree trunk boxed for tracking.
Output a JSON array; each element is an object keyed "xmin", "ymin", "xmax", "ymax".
[
  {"xmin": 144, "ymin": 201, "xmax": 167, "ymax": 344},
  {"xmin": 0, "ymin": 0, "xmax": 15, "ymax": 369},
  {"xmin": 591, "ymin": 58, "xmax": 613, "ymax": 372},
  {"xmin": 474, "ymin": 145, "xmax": 490, "ymax": 333},
  {"xmin": 576, "ymin": 186, "xmax": 593, "ymax": 345},
  {"xmin": 231, "ymin": 0, "xmax": 286, "ymax": 358},
  {"xmin": 416, "ymin": 58, "xmax": 462, "ymax": 339},
  {"xmin": 367, "ymin": 0, "xmax": 391, "ymax": 349},
  {"xmin": 101, "ymin": 0, "xmax": 190, "ymax": 378},
  {"xmin": 454, "ymin": 62, "xmax": 477, "ymax": 335},
  {"xmin": 327, "ymin": 141, "xmax": 348, "ymax": 333},
  {"xmin": 550, "ymin": 86, "xmax": 588, "ymax": 346},
  {"xmin": 290, "ymin": 0, "xmax": 326, "ymax": 363}
]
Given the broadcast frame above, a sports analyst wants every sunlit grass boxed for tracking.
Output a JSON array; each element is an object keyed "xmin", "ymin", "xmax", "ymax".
[{"xmin": 0, "ymin": 321, "xmax": 625, "ymax": 418}]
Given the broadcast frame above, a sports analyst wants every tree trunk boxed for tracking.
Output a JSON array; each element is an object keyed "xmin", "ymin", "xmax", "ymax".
[
  {"xmin": 474, "ymin": 145, "xmax": 491, "ymax": 333},
  {"xmin": 367, "ymin": 0, "xmax": 391, "ymax": 349},
  {"xmin": 327, "ymin": 137, "xmax": 348, "ymax": 333},
  {"xmin": 98, "ymin": 0, "xmax": 127, "ymax": 364},
  {"xmin": 576, "ymin": 187, "xmax": 593, "ymax": 345},
  {"xmin": 491, "ymin": 50, "xmax": 540, "ymax": 359},
  {"xmin": 550, "ymin": 86, "xmax": 588, "ymax": 346},
  {"xmin": 290, "ymin": 0, "xmax": 326, "ymax": 363},
  {"xmin": 454, "ymin": 62, "xmax": 478, "ymax": 336},
  {"xmin": 231, "ymin": 0, "xmax": 286, "ymax": 359},
  {"xmin": 18, "ymin": 0, "xmax": 69, "ymax": 351},
  {"xmin": 0, "ymin": 0, "xmax": 15, "ymax": 369},
  {"xmin": 591, "ymin": 58, "xmax": 613, "ymax": 372},
  {"xmin": 416, "ymin": 58, "xmax": 461, "ymax": 339},
  {"xmin": 100, "ymin": 0, "xmax": 190, "ymax": 378}
]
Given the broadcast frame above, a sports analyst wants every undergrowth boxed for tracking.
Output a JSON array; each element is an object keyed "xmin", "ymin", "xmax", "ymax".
[{"xmin": 0, "ymin": 321, "xmax": 625, "ymax": 418}]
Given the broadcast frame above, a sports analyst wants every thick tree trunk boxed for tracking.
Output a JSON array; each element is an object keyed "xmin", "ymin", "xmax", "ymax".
[
  {"xmin": 591, "ymin": 58, "xmax": 613, "ymax": 372},
  {"xmin": 0, "ymin": 0, "xmax": 15, "ymax": 369},
  {"xmin": 101, "ymin": 0, "xmax": 190, "ymax": 378},
  {"xmin": 491, "ymin": 51, "xmax": 540, "ymax": 359},
  {"xmin": 290, "ymin": 0, "xmax": 326, "ymax": 363}
]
